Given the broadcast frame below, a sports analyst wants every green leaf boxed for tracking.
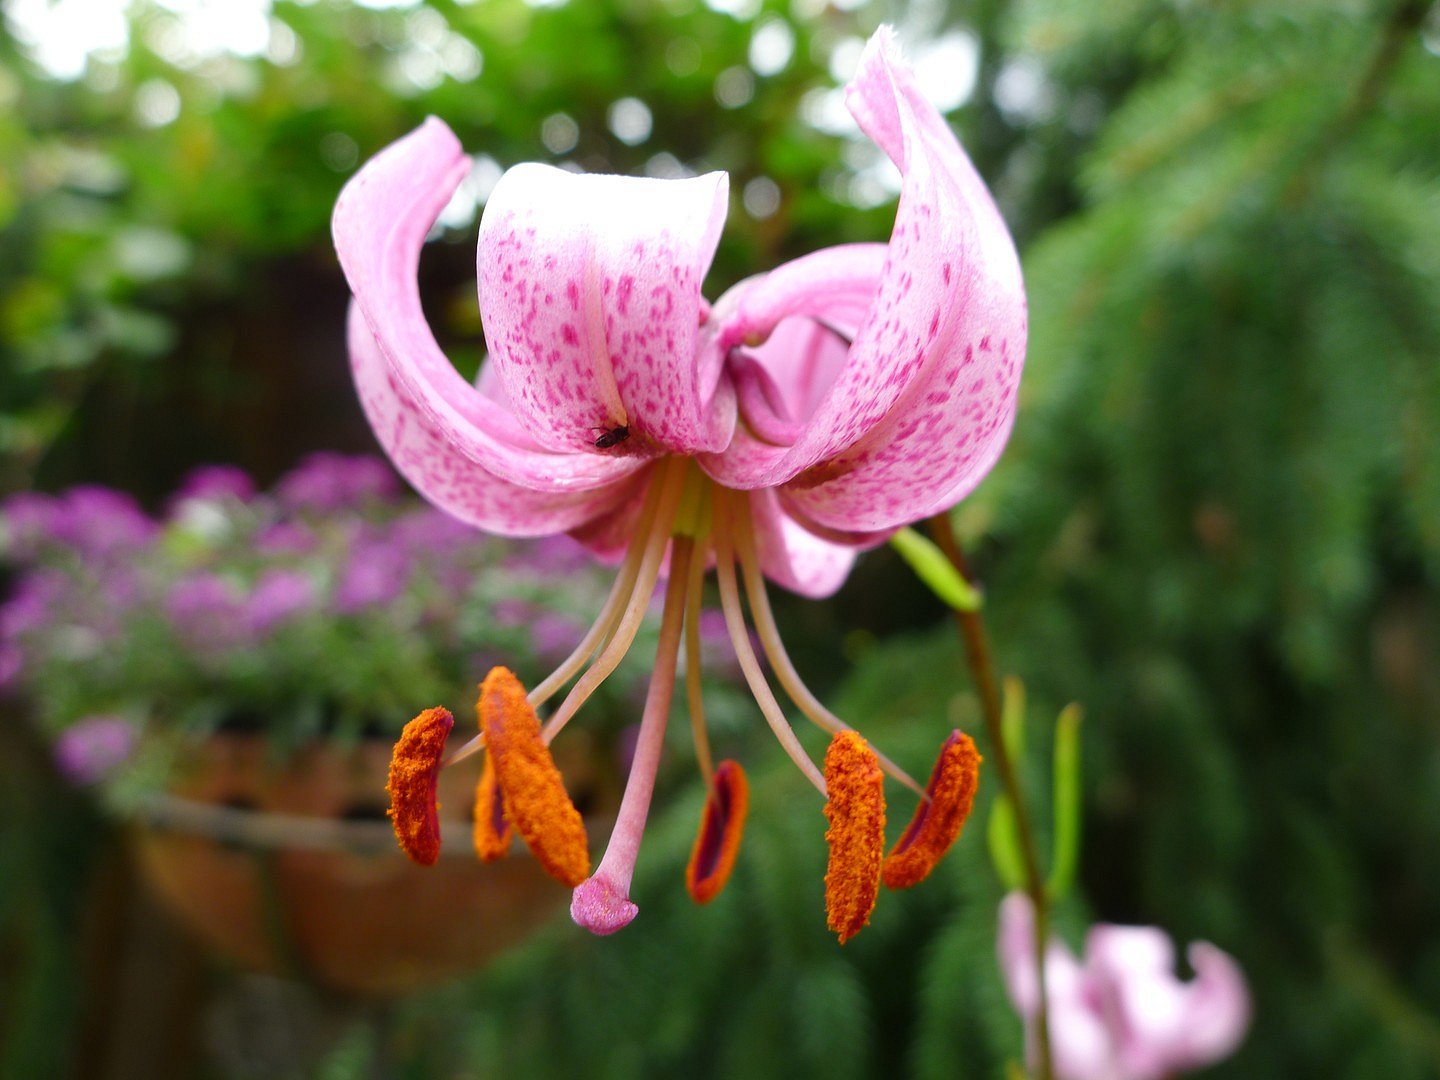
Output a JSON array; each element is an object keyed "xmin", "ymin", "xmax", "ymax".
[
  {"xmin": 1047, "ymin": 704, "xmax": 1084, "ymax": 901},
  {"xmin": 987, "ymin": 794, "xmax": 1026, "ymax": 892},
  {"xmin": 889, "ymin": 527, "xmax": 983, "ymax": 612}
]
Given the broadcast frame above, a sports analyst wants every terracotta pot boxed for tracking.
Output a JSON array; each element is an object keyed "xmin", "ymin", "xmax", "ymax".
[{"xmin": 129, "ymin": 732, "xmax": 614, "ymax": 996}]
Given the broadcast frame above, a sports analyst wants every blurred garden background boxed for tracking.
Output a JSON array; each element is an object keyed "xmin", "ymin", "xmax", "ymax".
[{"xmin": 2, "ymin": 0, "xmax": 1439, "ymax": 1076}]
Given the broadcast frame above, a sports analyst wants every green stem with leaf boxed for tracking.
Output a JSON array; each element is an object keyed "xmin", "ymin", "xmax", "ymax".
[{"xmin": 921, "ymin": 513, "xmax": 1055, "ymax": 1080}]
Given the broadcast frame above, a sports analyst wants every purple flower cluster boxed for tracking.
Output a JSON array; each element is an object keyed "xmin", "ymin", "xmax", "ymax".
[
  {"xmin": 1, "ymin": 453, "xmax": 683, "ymax": 794},
  {"xmin": 165, "ymin": 572, "xmax": 248, "ymax": 651},
  {"xmin": 246, "ymin": 569, "xmax": 316, "ymax": 635},
  {"xmin": 3, "ymin": 487, "xmax": 156, "ymax": 561},
  {"xmin": 54, "ymin": 714, "xmax": 137, "ymax": 785},
  {"xmin": 171, "ymin": 464, "xmax": 257, "ymax": 508},
  {"xmin": 334, "ymin": 541, "xmax": 411, "ymax": 614},
  {"xmin": 275, "ymin": 452, "xmax": 401, "ymax": 512}
]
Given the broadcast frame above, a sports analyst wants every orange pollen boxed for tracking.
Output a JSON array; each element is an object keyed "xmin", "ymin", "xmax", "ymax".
[
  {"xmin": 477, "ymin": 666, "xmax": 591, "ymax": 887},
  {"xmin": 386, "ymin": 706, "xmax": 454, "ymax": 866},
  {"xmin": 686, "ymin": 759, "xmax": 750, "ymax": 905},
  {"xmin": 882, "ymin": 730, "xmax": 982, "ymax": 890},
  {"xmin": 472, "ymin": 751, "xmax": 514, "ymax": 863},
  {"xmin": 822, "ymin": 731, "xmax": 887, "ymax": 945}
]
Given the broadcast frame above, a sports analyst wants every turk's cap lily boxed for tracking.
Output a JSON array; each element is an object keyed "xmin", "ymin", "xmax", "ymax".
[
  {"xmin": 998, "ymin": 893, "xmax": 1251, "ymax": 1080},
  {"xmin": 341, "ymin": 26, "xmax": 1019, "ymax": 940},
  {"xmin": 332, "ymin": 24, "xmax": 1025, "ymax": 596}
]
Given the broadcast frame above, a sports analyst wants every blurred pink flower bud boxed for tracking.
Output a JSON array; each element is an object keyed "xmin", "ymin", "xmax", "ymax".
[{"xmin": 998, "ymin": 892, "xmax": 1250, "ymax": 1080}]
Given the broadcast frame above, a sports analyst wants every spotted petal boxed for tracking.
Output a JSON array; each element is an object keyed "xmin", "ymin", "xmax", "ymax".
[
  {"xmin": 333, "ymin": 118, "xmax": 641, "ymax": 494},
  {"xmin": 745, "ymin": 488, "xmax": 861, "ymax": 600},
  {"xmin": 478, "ymin": 163, "xmax": 736, "ymax": 456},
  {"xmin": 711, "ymin": 28, "xmax": 1026, "ymax": 532},
  {"xmin": 350, "ymin": 305, "xmax": 645, "ymax": 535}
]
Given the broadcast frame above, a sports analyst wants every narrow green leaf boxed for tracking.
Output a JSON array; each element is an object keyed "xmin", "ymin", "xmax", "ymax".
[
  {"xmin": 890, "ymin": 527, "xmax": 983, "ymax": 612},
  {"xmin": 987, "ymin": 794, "xmax": 1026, "ymax": 891},
  {"xmin": 1047, "ymin": 703, "xmax": 1084, "ymax": 901}
]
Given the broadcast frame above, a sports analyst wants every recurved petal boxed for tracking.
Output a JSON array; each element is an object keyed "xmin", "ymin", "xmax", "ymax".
[
  {"xmin": 478, "ymin": 163, "xmax": 735, "ymax": 456},
  {"xmin": 333, "ymin": 118, "xmax": 642, "ymax": 495},
  {"xmin": 709, "ymin": 28, "xmax": 1025, "ymax": 532},
  {"xmin": 1172, "ymin": 943, "xmax": 1250, "ymax": 1070},
  {"xmin": 783, "ymin": 28, "xmax": 1026, "ymax": 531},
  {"xmin": 351, "ymin": 306, "xmax": 647, "ymax": 535},
  {"xmin": 700, "ymin": 244, "xmax": 885, "ymax": 490},
  {"xmin": 745, "ymin": 488, "xmax": 862, "ymax": 600}
]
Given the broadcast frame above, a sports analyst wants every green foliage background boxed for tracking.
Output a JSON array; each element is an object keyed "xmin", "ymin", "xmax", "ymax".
[{"xmin": 3, "ymin": 0, "xmax": 1439, "ymax": 1077}]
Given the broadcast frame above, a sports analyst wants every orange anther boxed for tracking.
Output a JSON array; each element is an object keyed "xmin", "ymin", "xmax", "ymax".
[
  {"xmin": 478, "ymin": 667, "xmax": 590, "ymax": 887},
  {"xmin": 473, "ymin": 752, "xmax": 513, "ymax": 862},
  {"xmin": 686, "ymin": 760, "xmax": 749, "ymax": 905},
  {"xmin": 882, "ymin": 730, "xmax": 982, "ymax": 890},
  {"xmin": 823, "ymin": 731, "xmax": 886, "ymax": 944},
  {"xmin": 386, "ymin": 706, "xmax": 454, "ymax": 866}
]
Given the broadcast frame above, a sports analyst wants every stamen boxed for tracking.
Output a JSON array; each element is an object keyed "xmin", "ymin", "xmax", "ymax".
[
  {"xmin": 731, "ymin": 494, "xmax": 925, "ymax": 799},
  {"xmin": 478, "ymin": 667, "xmax": 590, "ymax": 886},
  {"xmin": 541, "ymin": 455, "xmax": 688, "ymax": 744},
  {"xmin": 472, "ymin": 752, "xmax": 513, "ymax": 862},
  {"xmin": 571, "ymin": 536, "xmax": 694, "ymax": 935},
  {"xmin": 526, "ymin": 470, "xmax": 665, "ymax": 707},
  {"xmin": 446, "ymin": 467, "xmax": 670, "ymax": 768},
  {"xmin": 713, "ymin": 492, "xmax": 827, "ymax": 795},
  {"xmin": 823, "ymin": 731, "xmax": 886, "ymax": 944},
  {"xmin": 686, "ymin": 759, "xmax": 749, "ymax": 905},
  {"xmin": 386, "ymin": 706, "xmax": 454, "ymax": 866},
  {"xmin": 684, "ymin": 536, "xmax": 715, "ymax": 786},
  {"xmin": 883, "ymin": 731, "xmax": 981, "ymax": 889}
]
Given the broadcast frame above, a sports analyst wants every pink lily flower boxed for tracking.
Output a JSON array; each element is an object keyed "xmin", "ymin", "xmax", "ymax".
[
  {"xmin": 335, "ymin": 27, "xmax": 1023, "ymax": 940},
  {"xmin": 998, "ymin": 893, "xmax": 1252, "ymax": 1080}
]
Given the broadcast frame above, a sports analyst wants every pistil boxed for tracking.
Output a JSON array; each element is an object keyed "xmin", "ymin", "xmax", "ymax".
[{"xmin": 571, "ymin": 535, "xmax": 695, "ymax": 934}]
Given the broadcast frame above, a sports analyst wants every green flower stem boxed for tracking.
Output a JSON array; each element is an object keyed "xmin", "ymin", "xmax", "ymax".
[{"xmin": 925, "ymin": 513, "xmax": 1055, "ymax": 1080}]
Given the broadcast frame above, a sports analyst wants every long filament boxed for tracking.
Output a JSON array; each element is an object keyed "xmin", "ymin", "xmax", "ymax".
[
  {"xmin": 445, "ymin": 462, "xmax": 672, "ymax": 768},
  {"xmin": 731, "ymin": 494, "xmax": 926, "ymax": 799},
  {"xmin": 540, "ymin": 456, "xmax": 688, "ymax": 743},
  {"xmin": 683, "ymin": 536, "xmax": 716, "ymax": 788},
  {"xmin": 713, "ymin": 490, "xmax": 826, "ymax": 796},
  {"xmin": 527, "ymin": 472, "xmax": 665, "ymax": 707}
]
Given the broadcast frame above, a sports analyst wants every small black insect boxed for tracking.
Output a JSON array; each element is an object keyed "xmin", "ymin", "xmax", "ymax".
[{"xmin": 592, "ymin": 424, "xmax": 631, "ymax": 450}]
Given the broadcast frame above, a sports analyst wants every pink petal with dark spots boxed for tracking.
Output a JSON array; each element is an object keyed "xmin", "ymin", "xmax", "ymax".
[
  {"xmin": 478, "ymin": 163, "xmax": 736, "ymax": 456},
  {"xmin": 746, "ymin": 488, "xmax": 868, "ymax": 600},
  {"xmin": 350, "ymin": 305, "xmax": 646, "ymax": 535},
  {"xmin": 333, "ymin": 118, "xmax": 643, "ymax": 495},
  {"xmin": 711, "ymin": 28, "xmax": 1027, "ymax": 532}
]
